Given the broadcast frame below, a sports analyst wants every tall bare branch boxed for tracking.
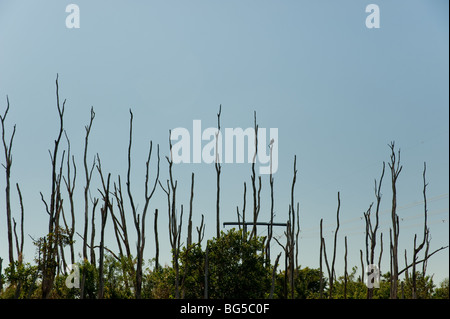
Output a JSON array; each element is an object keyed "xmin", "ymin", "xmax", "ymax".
[{"xmin": 1, "ymin": 95, "xmax": 16, "ymax": 266}]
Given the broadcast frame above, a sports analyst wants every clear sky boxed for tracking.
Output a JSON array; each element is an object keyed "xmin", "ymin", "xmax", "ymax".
[{"xmin": 0, "ymin": 0, "xmax": 448, "ymax": 284}]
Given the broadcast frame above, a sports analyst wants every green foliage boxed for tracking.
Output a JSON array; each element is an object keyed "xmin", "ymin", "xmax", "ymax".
[
  {"xmin": 401, "ymin": 272, "xmax": 435, "ymax": 299},
  {"xmin": 103, "ymin": 254, "xmax": 135, "ymax": 299},
  {"xmin": 179, "ymin": 244, "xmax": 206, "ymax": 299},
  {"xmin": 294, "ymin": 267, "xmax": 323, "ymax": 299},
  {"xmin": 53, "ymin": 272, "xmax": 80, "ymax": 299},
  {"xmin": 271, "ymin": 267, "xmax": 325, "ymax": 299},
  {"xmin": 79, "ymin": 260, "xmax": 98, "ymax": 299},
  {"xmin": 1, "ymin": 234, "xmax": 448, "ymax": 299},
  {"xmin": 207, "ymin": 229, "xmax": 271, "ymax": 299},
  {"xmin": 143, "ymin": 265, "xmax": 175, "ymax": 299},
  {"xmin": 1, "ymin": 261, "xmax": 39, "ymax": 299},
  {"xmin": 432, "ymin": 278, "xmax": 449, "ymax": 299},
  {"xmin": 331, "ymin": 267, "xmax": 367, "ymax": 299}
]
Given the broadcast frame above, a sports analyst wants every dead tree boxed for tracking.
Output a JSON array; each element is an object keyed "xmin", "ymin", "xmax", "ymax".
[
  {"xmin": 411, "ymin": 162, "xmax": 429, "ymax": 299},
  {"xmin": 215, "ymin": 105, "xmax": 221, "ymax": 238},
  {"xmin": 388, "ymin": 141, "xmax": 402, "ymax": 299},
  {"xmin": 287, "ymin": 155, "xmax": 298, "ymax": 298},
  {"xmin": 62, "ymin": 131, "xmax": 76, "ymax": 266},
  {"xmin": 153, "ymin": 208, "xmax": 160, "ymax": 271},
  {"xmin": 13, "ymin": 184, "xmax": 24, "ymax": 265},
  {"xmin": 126, "ymin": 109, "xmax": 160, "ymax": 299},
  {"xmin": 160, "ymin": 129, "xmax": 183, "ymax": 298},
  {"xmin": 272, "ymin": 164, "xmax": 297, "ymax": 300},
  {"xmin": 1, "ymin": 95, "xmax": 16, "ymax": 266},
  {"xmin": 197, "ymin": 214, "xmax": 205, "ymax": 245},
  {"xmin": 273, "ymin": 231, "xmax": 289, "ymax": 298},
  {"xmin": 359, "ymin": 249, "xmax": 365, "ymax": 283},
  {"xmin": 82, "ymin": 106, "xmax": 96, "ymax": 262},
  {"xmin": 12, "ymin": 183, "xmax": 25, "ymax": 299},
  {"xmin": 250, "ymin": 111, "xmax": 262, "ymax": 240},
  {"xmin": 266, "ymin": 141, "xmax": 275, "ymax": 262},
  {"xmin": 80, "ymin": 106, "xmax": 95, "ymax": 299},
  {"xmin": 40, "ymin": 74, "xmax": 66, "ymax": 298},
  {"xmin": 363, "ymin": 162, "xmax": 385, "ymax": 298},
  {"xmin": 187, "ymin": 172, "xmax": 195, "ymax": 246},
  {"xmin": 111, "ymin": 176, "xmax": 133, "ymax": 260},
  {"xmin": 236, "ymin": 182, "xmax": 247, "ymax": 238},
  {"xmin": 319, "ymin": 219, "xmax": 324, "ymax": 298},
  {"xmin": 96, "ymin": 157, "xmax": 111, "ymax": 300},
  {"xmin": 344, "ymin": 236, "xmax": 348, "ymax": 299},
  {"xmin": 269, "ymin": 252, "xmax": 282, "ymax": 299},
  {"xmin": 322, "ymin": 192, "xmax": 341, "ymax": 299},
  {"xmin": 272, "ymin": 158, "xmax": 298, "ymax": 301},
  {"xmin": 89, "ymin": 197, "xmax": 98, "ymax": 266}
]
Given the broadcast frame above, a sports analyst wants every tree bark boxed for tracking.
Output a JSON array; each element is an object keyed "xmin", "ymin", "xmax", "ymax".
[
  {"xmin": 1, "ymin": 95, "xmax": 16, "ymax": 266},
  {"xmin": 96, "ymin": 157, "xmax": 111, "ymax": 299},
  {"xmin": 126, "ymin": 110, "xmax": 160, "ymax": 299},
  {"xmin": 388, "ymin": 142, "xmax": 402, "ymax": 299},
  {"xmin": 41, "ymin": 74, "xmax": 66, "ymax": 299},
  {"xmin": 187, "ymin": 173, "xmax": 195, "ymax": 246},
  {"xmin": 215, "ymin": 105, "xmax": 222, "ymax": 238}
]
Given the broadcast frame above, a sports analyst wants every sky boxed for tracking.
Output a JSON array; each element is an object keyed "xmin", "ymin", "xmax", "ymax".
[{"xmin": 0, "ymin": 0, "xmax": 448, "ymax": 285}]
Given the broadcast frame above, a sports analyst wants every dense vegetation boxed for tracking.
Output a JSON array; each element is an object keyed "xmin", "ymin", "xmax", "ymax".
[{"xmin": 1, "ymin": 229, "xmax": 448, "ymax": 299}]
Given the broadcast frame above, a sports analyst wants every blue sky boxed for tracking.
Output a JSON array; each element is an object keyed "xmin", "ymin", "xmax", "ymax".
[{"xmin": 0, "ymin": 0, "xmax": 448, "ymax": 284}]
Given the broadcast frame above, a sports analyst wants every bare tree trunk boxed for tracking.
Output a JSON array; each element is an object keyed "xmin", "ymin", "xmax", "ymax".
[
  {"xmin": 378, "ymin": 233, "xmax": 383, "ymax": 276},
  {"xmin": 80, "ymin": 106, "xmax": 95, "ymax": 299},
  {"xmin": 154, "ymin": 208, "xmax": 160, "ymax": 271},
  {"xmin": 242, "ymin": 183, "xmax": 247, "ymax": 237},
  {"xmin": 289, "ymin": 156, "xmax": 297, "ymax": 297},
  {"xmin": 360, "ymin": 250, "xmax": 365, "ymax": 283},
  {"xmin": 40, "ymin": 74, "xmax": 66, "ymax": 299},
  {"xmin": 215, "ymin": 105, "xmax": 221, "ymax": 238},
  {"xmin": 1, "ymin": 95, "xmax": 16, "ymax": 266},
  {"xmin": 15, "ymin": 184, "xmax": 24, "ymax": 265},
  {"xmin": 319, "ymin": 219, "xmax": 324, "ymax": 299},
  {"xmin": 197, "ymin": 214, "xmax": 205, "ymax": 245},
  {"xmin": 269, "ymin": 253, "xmax": 282, "ymax": 299},
  {"xmin": 273, "ymin": 227, "xmax": 288, "ymax": 299},
  {"xmin": 62, "ymin": 131, "xmax": 76, "ymax": 266},
  {"xmin": 13, "ymin": 184, "xmax": 25, "ymax": 299},
  {"xmin": 187, "ymin": 173, "xmax": 194, "ymax": 246},
  {"xmin": 344, "ymin": 236, "xmax": 348, "ymax": 299},
  {"xmin": 82, "ymin": 107, "xmax": 95, "ymax": 261},
  {"xmin": 112, "ymin": 177, "xmax": 133, "ymax": 260},
  {"xmin": 250, "ymin": 111, "xmax": 261, "ymax": 240},
  {"xmin": 388, "ymin": 142, "xmax": 402, "ymax": 299},
  {"xmin": 266, "ymin": 143, "xmax": 274, "ymax": 262},
  {"xmin": 322, "ymin": 192, "xmax": 340, "ymax": 299},
  {"xmin": 96, "ymin": 158, "xmax": 111, "ymax": 299},
  {"xmin": 363, "ymin": 162, "xmax": 385, "ymax": 299},
  {"xmin": 160, "ymin": 130, "xmax": 183, "ymax": 299},
  {"xmin": 411, "ymin": 162, "xmax": 429, "ymax": 299},
  {"xmin": 126, "ymin": 110, "xmax": 160, "ymax": 299},
  {"xmin": 89, "ymin": 198, "xmax": 98, "ymax": 265}
]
